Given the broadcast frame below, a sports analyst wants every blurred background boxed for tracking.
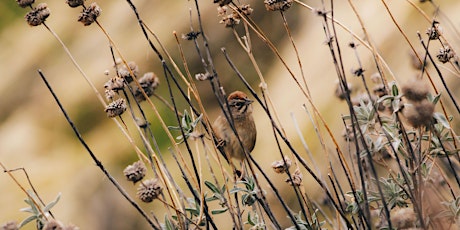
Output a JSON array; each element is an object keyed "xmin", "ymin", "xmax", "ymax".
[{"xmin": 1, "ymin": 0, "xmax": 460, "ymax": 229}]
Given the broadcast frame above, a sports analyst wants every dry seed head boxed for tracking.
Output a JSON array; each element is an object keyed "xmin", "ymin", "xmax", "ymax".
[
  {"xmin": 372, "ymin": 84, "xmax": 387, "ymax": 97},
  {"xmin": 437, "ymin": 46, "xmax": 455, "ymax": 63},
  {"xmin": 25, "ymin": 3, "xmax": 50, "ymax": 26},
  {"xmin": 195, "ymin": 72, "xmax": 211, "ymax": 81},
  {"xmin": 239, "ymin": 4, "xmax": 253, "ymax": 16},
  {"xmin": 271, "ymin": 157, "xmax": 292, "ymax": 174},
  {"xmin": 426, "ymin": 22, "xmax": 441, "ymax": 40},
  {"xmin": 334, "ymin": 81, "xmax": 353, "ymax": 100},
  {"xmin": 78, "ymin": 2, "xmax": 101, "ymax": 26},
  {"xmin": 66, "ymin": 0, "xmax": 84, "ymax": 8},
  {"xmin": 123, "ymin": 160, "xmax": 147, "ymax": 184},
  {"xmin": 104, "ymin": 77, "xmax": 125, "ymax": 91},
  {"xmin": 403, "ymin": 100, "xmax": 435, "ymax": 128},
  {"xmin": 409, "ymin": 51, "xmax": 427, "ymax": 70},
  {"xmin": 264, "ymin": 0, "xmax": 293, "ymax": 11},
  {"xmin": 219, "ymin": 14, "xmax": 240, "ymax": 28},
  {"xmin": 217, "ymin": 6, "xmax": 227, "ymax": 16},
  {"xmin": 43, "ymin": 219, "xmax": 64, "ymax": 230},
  {"xmin": 390, "ymin": 208, "xmax": 416, "ymax": 229},
  {"xmin": 214, "ymin": 0, "xmax": 232, "ymax": 7},
  {"xmin": 285, "ymin": 168, "xmax": 302, "ymax": 186},
  {"xmin": 16, "ymin": 0, "xmax": 34, "ymax": 8},
  {"xmin": 135, "ymin": 117, "xmax": 149, "ymax": 129},
  {"xmin": 137, "ymin": 179, "xmax": 163, "ymax": 203},
  {"xmin": 117, "ymin": 61, "xmax": 139, "ymax": 83},
  {"xmin": 181, "ymin": 31, "xmax": 201, "ymax": 40},
  {"xmin": 401, "ymin": 78, "xmax": 429, "ymax": 102},
  {"xmin": 104, "ymin": 89, "xmax": 116, "ymax": 101},
  {"xmin": 1, "ymin": 221, "xmax": 18, "ymax": 230},
  {"xmin": 105, "ymin": 98, "xmax": 126, "ymax": 117},
  {"xmin": 134, "ymin": 72, "xmax": 160, "ymax": 102}
]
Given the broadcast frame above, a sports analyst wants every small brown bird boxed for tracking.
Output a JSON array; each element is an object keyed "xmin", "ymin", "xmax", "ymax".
[{"xmin": 213, "ymin": 91, "xmax": 256, "ymax": 163}]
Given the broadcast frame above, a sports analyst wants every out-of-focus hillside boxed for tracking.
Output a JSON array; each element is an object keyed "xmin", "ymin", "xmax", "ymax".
[{"xmin": 1, "ymin": 0, "xmax": 460, "ymax": 229}]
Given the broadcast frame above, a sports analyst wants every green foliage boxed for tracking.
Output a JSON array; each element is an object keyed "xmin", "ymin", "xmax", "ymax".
[
  {"xmin": 19, "ymin": 191, "xmax": 61, "ymax": 229},
  {"xmin": 168, "ymin": 110, "xmax": 203, "ymax": 143}
]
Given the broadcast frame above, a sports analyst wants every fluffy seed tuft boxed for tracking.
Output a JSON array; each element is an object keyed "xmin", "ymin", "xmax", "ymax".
[
  {"xmin": 403, "ymin": 100, "xmax": 435, "ymax": 128},
  {"xmin": 401, "ymin": 78, "xmax": 429, "ymax": 102}
]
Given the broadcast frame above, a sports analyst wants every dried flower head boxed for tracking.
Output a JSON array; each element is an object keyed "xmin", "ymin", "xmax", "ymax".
[
  {"xmin": 372, "ymin": 84, "xmax": 387, "ymax": 97},
  {"xmin": 16, "ymin": 0, "xmax": 34, "ymax": 8},
  {"xmin": 135, "ymin": 117, "xmax": 149, "ymax": 129},
  {"xmin": 217, "ymin": 6, "xmax": 227, "ymax": 16},
  {"xmin": 134, "ymin": 72, "xmax": 160, "ymax": 102},
  {"xmin": 66, "ymin": 0, "xmax": 84, "ymax": 8},
  {"xmin": 195, "ymin": 72, "xmax": 211, "ymax": 81},
  {"xmin": 123, "ymin": 160, "xmax": 147, "ymax": 183},
  {"xmin": 105, "ymin": 98, "xmax": 126, "ymax": 117},
  {"xmin": 437, "ymin": 46, "xmax": 455, "ymax": 64},
  {"xmin": 351, "ymin": 93, "xmax": 372, "ymax": 106},
  {"xmin": 137, "ymin": 179, "xmax": 163, "ymax": 203},
  {"xmin": 285, "ymin": 168, "xmax": 302, "ymax": 186},
  {"xmin": 104, "ymin": 77, "xmax": 125, "ymax": 91},
  {"xmin": 181, "ymin": 31, "xmax": 201, "ymax": 41},
  {"xmin": 401, "ymin": 78, "xmax": 429, "ymax": 102},
  {"xmin": 117, "ymin": 61, "xmax": 139, "ymax": 83},
  {"xmin": 78, "ymin": 2, "xmax": 101, "ymax": 26},
  {"xmin": 43, "ymin": 219, "xmax": 64, "ymax": 230},
  {"xmin": 403, "ymin": 100, "xmax": 435, "ymax": 128},
  {"xmin": 271, "ymin": 157, "xmax": 292, "ymax": 174},
  {"xmin": 264, "ymin": 0, "xmax": 293, "ymax": 12},
  {"xmin": 1, "ymin": 221, "xmax": 18, "ymax": 230},
  {"xmin": 426, "ymin": 22, "xmax": 441, "ymax": 40},
  {"xmin": 239, "ymin": 4, "xmax": 253, "ymax": 16},
  {"xmin": 334, "ymin": 81, "xmax": 353, "ymax": 100},
  {"xmin": 25, "ymin": 3, "xmax": 50, "ymax": 26},
  {"xmin": 390, "ymin": 208, "xmax": 416, "ymax": 229},
  {"xmin": 214, "ymin": 0, "xmax": 232, "ymax": 7},
  {"xmin": 219, "ymin": 14, "xmax": 240, "ymax": 28},
  {"xmin": 104, "ymin": 89, "xmax": 116, "ymax": 101},
  {"xmin": 409, "ymin": 51, "xmax": 427, "ymax": 70}
]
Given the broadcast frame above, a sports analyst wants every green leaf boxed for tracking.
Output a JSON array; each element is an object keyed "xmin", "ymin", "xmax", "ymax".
[
  {"xmin": 391, "ymin": 81, "xmax": 399, "ymax": 96},
  {"xmin": 19, "ymin": 215, "xmax": 37, "ymax": 228},
  {"xmin": 44, "ymin": 193, "xmax": 61, "ymax": 213},
  {"xmin": 433, "ymin": 112, "xmax": 451, "ymax": 129},
  {"xmin": 205, "ymin": 181, "xmax": 220, "ymax": 194},
  {"xmin": 19, "ymin": 207, "xmax": 34, "ymax": 213},
  {"xmin": 247, "ymin": 212, "xmax": 256, "ymax": 226},
  {"xmin": 211, "ymin": 208, "xmax": 228, "ymax": 215},
  {"xmin": 164, "ymin": 215, "xmax": 175, "ymax": 230}
]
